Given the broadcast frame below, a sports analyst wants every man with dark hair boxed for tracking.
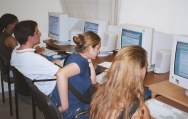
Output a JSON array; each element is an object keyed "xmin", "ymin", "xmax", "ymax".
[{"xmin": 11, "ymin": 20, "xmax": 60, "ymax": 95}]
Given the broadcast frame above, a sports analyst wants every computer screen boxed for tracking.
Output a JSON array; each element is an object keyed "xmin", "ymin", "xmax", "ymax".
[
  {"xmin": 49, "ymin": 16, "xmax": 59, "ymax": 36},
  {"xmin": 83, "ymin": 19, "xmax": 109, "ymax": 52},
  {"xmin": 48, "ymin": 12, "xmax": 69, "ymax": 44},
  {"xmin": 118, "ymin": 24, "xmax": 154, "ymax": 70},
  {"xmin": 121, "ymin": 29, "xmax": 142, "ymax": 47},
  {"xmin": 169, "ymin": 35, "xmax": 188, "ymax": 96},
  {"xmin": 84, "ymin": 21, "xmax": 99, "ymax": 34}
]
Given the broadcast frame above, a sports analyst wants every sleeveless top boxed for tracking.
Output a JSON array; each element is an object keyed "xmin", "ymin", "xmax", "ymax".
[
  {"xmin": 0, "ymin": 32, "xmax": 13, "ymax": 62},
  {"xmin": 119, "ymin": 101, "xmax": 139, "ymax": 119}
]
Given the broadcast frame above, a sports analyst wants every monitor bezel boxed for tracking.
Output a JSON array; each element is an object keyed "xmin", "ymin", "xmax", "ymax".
[{"xmin": 169, "ymin": 35, "xmax": 188, "ymax": 90}]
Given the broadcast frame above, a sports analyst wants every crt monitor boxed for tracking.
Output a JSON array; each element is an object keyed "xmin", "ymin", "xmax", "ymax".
[
  {"xmin": 169, "ymin": 35, "xmax": 188, "ymax": 96},
  {"xmin": 84, "ymin": 21, "xmax": 98, "ymax": 34},
  {"xmin": 48, "ymin": 12, "xmax": 69, "ymax": 44},
  {"xmin": 118, "ymin": 24, "xmax": 154, "ymax": 70},
  {"xmin": 121, "ymin": 29, "xmax": 142, "ymax": 47},
  {"xmin": 83, "ymin": 19, "xmax": 109, "ymax": 52}
]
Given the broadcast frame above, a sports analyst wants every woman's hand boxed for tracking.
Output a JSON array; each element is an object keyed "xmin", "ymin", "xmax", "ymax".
[
  {"xmin": 88, "ymin": 59, "xmax": 97, "ymax": 84},
  {"xmin": 131, "ymin": 104, "xmax": 151, "ymax": 119}
]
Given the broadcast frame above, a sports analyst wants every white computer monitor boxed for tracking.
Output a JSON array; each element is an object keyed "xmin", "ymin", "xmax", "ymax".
[
  {"xmin": 68, "ymin": 17, "xmax": 85, "ymax": 45},
  {"xmin": 117, "ymin": 24, "xmax": 154, "ymax": 70},
  {"xmin": 48, "ymin": 12, "xmax": 69, "ymax": 44},
  {"xmin": 83, "ymin": 19, "xmax": 109, "ymax": 52},
  {"xmin": 169, "ymin": 35, "xmax": 188, "ymax": 96}
]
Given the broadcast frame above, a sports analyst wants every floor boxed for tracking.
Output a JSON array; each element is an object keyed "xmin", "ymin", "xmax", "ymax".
[{"xmin": 0, "ymin": 91, "xmax": 44, "ymax": 119}]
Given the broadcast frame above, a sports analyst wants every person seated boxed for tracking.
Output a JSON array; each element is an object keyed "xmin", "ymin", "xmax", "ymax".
[
  {"xmin": 0, "ymin": 13, "xmax": 18, "ymax": 62},
  {"xmin": 51, "ymin": 31, "xmax": 101, "ymax": 119},
  {"xmin": 89, "ymin": 46, "xmax": 151, "ymax": 119},
  {"xmin": 11, "ymin": 20, "xmax": 60, "ymax": 96}
]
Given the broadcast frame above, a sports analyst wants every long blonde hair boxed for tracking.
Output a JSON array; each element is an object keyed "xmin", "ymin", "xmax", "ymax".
[{"xmin": 89, "ymin": 46, "xmax": 148, "ymax": 119}]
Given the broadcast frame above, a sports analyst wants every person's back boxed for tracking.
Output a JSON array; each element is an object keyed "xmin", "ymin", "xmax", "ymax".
[
  {"xmin": 0, "ymin": 13, "xmax": 18, "ymax": 62},
  {"xmin": 0, "ymin": 32, "xmax": 13, "ymax": 61},
  {"xmin": 51, "ymin": 31, "xmax": 101, "ymax": 119},
  {"xmin": 89, "ymin": 46, "xmax": 151, "ymax": 119},
  {"xmin": 11, "ymin": 20, "xmax": 59, "ymax": 96}
]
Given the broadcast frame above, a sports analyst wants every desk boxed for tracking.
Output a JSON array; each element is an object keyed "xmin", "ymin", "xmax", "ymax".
[
  {"xmin": 149, "ymin": 80, "xmax": 188, "ymax": 108},
  {"xmin": 144, "ymin": 71, "xmax": 169, "ymax": 87},
  {"xmin": 44, "ymin": 39, "xmax": 188, "ymax": 111}
]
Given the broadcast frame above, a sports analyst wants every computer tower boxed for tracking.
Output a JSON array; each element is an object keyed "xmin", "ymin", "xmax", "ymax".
[
  {"xmin": 70, "ymin": 30, "xmax": 83, "ymax": 45},
  {"xmin": 154, "ymin": 49, "xmax": 171, "ymax": 74}
]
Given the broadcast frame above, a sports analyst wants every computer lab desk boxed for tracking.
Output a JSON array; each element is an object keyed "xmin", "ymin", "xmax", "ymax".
[{"xmin": 44, "ymin": 39, "xmax": 188, "ymax": 112}]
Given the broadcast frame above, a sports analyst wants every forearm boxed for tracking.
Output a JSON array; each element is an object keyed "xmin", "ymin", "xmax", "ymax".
[
  {"xmin": 89, "ymin": 60, "xmax": 97, "ymax": 84},
  {"xmin": 57, "ymin": 70, "xmax": 69, "ymax": 112}
]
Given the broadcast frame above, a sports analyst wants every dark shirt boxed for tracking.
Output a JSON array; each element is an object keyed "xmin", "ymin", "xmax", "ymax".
[
  {"xmin": 0, "ymin": 32, "xmax": 12, "ymax": 62},
  {"xmin": 119, "ymin": 102, "xmax": 139, "ymax": 119},
  {"xmin": 51, "ymin": 53, "xmax": 91, "ymax": 108}
]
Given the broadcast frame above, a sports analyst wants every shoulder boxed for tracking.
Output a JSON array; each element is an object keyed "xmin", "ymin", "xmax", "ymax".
[{"xmin": 68, "ymin": 53, "xmax": 87, "ymax": 63}]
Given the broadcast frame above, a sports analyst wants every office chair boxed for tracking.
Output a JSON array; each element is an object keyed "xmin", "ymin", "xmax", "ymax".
[
  {"xmin": 25, "ymin": 77, "xmax": 63, "ymax": 119},
  {"xmin": 25, "ymin": 76, "xmax": 89, "ymax": 119},
  {"xmin": 0, "ymin": 54, "xmax": 14, "ymax": 116},
  {"xmin": 11, "ymin": 66, "xmax": 36, "ymax": 119}
]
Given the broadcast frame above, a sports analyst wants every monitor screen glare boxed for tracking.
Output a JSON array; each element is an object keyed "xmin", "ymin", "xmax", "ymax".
[
  {"xmin": 84, "ymin": 21, "xmax": 99, "ymax": 34},
  {"xmin": 49, "ymin": 16, "xmax": 59, "ymax": 36},
  {"xmin": 174, "ymin": 42, "xmax": 188, "ymax": 79},
  {"xmin": 121, "ymin": 29, "xmax": 142, "ymax": 48}
]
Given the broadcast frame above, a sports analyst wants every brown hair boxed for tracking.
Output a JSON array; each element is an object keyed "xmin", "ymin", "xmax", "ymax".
[
  {"xmin": 89, "ymin": 46, "xmax": 148, "ymax": 119},
  {"xmin": 73, "ymin": 31, "xmax": 100, "ymax": 52}
]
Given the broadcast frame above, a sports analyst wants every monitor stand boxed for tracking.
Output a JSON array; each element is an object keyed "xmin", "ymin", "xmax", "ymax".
[{"xmin": 185, "ymin": 89, "xmax": 188, "ymax": 96}]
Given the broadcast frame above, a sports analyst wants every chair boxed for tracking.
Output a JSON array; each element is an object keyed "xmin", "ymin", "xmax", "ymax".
[
  {"xmin": 25, "ymin": 77, "xmax": 63, "ymax": 119},
  {"xmin": 25, "ymin": 76, "xmax": 88, "ymax": 119},
  {"xmin": 11, "ymin": 66, "xmax": 36, "ymax": 119},
  {"xmin": 0, "ymin": 54, "xmax": 14, "ymax": 116}
]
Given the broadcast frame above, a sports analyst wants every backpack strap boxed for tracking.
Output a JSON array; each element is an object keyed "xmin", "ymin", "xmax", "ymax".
[{"xmin": 63, "ymin": 54, "xmax": 91, "ymax": 104}]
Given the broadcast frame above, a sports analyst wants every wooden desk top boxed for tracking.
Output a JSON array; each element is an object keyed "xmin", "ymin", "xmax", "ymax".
[
  {"xmin": 44, "ymin": 39, "xmax": 76, "ymax": 51},
  {"xmin": 144, "ymin": 71, "xmax": 169, "ymax": 87},
  {"xmin": 149, "ymin": 80, "xmax": 188, "ymax": 107}
]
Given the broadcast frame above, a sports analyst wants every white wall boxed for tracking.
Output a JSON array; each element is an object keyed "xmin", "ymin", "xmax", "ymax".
[
  {"xmin": 0, "ymin": 0, "xmax": 64, "ymax": 46},
  {"xmin": 118, "ymin": 0, "xmax": 188, "ymax": 35},
  {"xmin": 1, "ymin": 0, "xmax": 188, "ymax": 38}
]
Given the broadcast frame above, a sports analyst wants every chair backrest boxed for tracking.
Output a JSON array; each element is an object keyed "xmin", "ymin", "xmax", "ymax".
[
  {"xmin": 11, "ymin": 66, "xmax": 31, "ymax": 96},
  {"xmin": 25, "ymin": 77, "xmax": 63, "ymax": 119},
  {"xmin": 0, "ymin": 54, "xmax": 10, "ymax": 77}
]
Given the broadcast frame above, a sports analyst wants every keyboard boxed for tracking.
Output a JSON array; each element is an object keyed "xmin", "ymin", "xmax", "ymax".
[
  {"xmin": 98, "ymin": 51, "xmax": 110, "ymax": 57},
  {"xmin": 98, "ymin": 61, "xmax": 112, "ymax": 69},
  {"xmin": 96, "ymin": 70, "xmax": 108, "ymax": 84},
  {"xmin": 145, "ymin": 99, "xmax": 188, "ymax": 119},
  {"xmin": 42, "ymin": 48, "xmax": 58, "ymax": 56},
  {"xmin": 55, "ymin": 59, "xmax": 65, "ymax": 67}
]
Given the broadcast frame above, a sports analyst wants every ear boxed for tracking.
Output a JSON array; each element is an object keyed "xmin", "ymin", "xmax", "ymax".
[
  {"xmin": 27, "ymin": 35, "xmax": 33, "ymax": 43},
  {"xmin": 88, "ymin": 45, "xmax": 93, "ymax": 53}
]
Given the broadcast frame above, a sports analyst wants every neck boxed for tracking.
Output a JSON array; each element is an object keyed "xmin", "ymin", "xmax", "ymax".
[
  {"xmin": 79, "ymin": 52, "xmax": 88, "ymax": 59},
  {"xmin": 18, "ymin": 43, "xmax": 34, "ymax": 50}
]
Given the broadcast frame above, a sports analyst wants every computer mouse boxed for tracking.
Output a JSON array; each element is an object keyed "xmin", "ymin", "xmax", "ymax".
[{"xmin": 52, "ymin": 55, "xmax": 61, "ymax": 59}]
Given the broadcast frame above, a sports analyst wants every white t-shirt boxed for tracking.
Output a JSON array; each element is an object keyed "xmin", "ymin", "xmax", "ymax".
[{"xmin": 11, "ymin": 46, "xmax": 59, "ymax": 95}]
